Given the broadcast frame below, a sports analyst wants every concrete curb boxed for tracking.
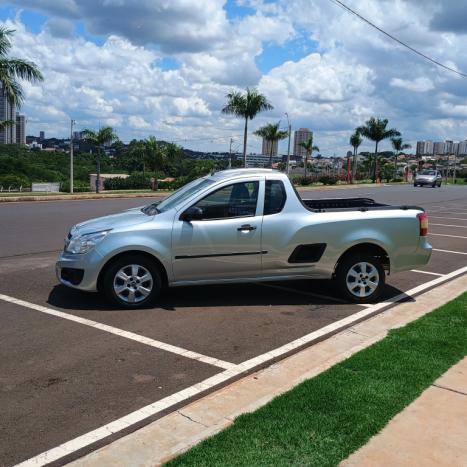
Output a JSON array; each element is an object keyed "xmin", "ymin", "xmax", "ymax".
[
  {"xmin": 0, "ymin": 193, "xmax": 167, "ymax": 203},
  {"xmin": 68, "ymin": 274, "xmax": 467, "ymax": 467}
]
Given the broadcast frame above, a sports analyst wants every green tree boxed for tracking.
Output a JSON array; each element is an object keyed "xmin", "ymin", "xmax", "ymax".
[
  {"xmin": 0, "ymin": 26, "xmax": 43, "ymax": 106},
  {"xmin": 221, "ymin": 88, "xmax": 273, "ymax": 167},
  {"xmin": 299, "ymin": 135, "xmax": 319, "ymax": 178},
  {"xmin": 254, "ymin": 121, "xmax": 288, "ymax": 168},
  {"xmin": 350, "ymin": 130, "xmax": 363, "ymax": 182},
  {"xmin": 391, "ymin": 137, "xmax": 411, "ymax": 178},
  {"xmin": 82, "ymin": 127, "xmax": 118, "ymax": 193},
  {"xmin": 357, "ymin": 118, "xmax": 400, "ymax": 182}
]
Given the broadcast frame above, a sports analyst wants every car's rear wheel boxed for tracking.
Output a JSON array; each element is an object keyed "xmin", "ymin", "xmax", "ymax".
[
  {"xmin": 335, "ymin": 254, "xmax": 385, "ymax": 303},
  {"xmin": 414, "ymin": 183, "xmax": 418, "ymax": 187},
  {"xmin": 102, "ymin": 254, "xmax": 162, "ymax": 308}
]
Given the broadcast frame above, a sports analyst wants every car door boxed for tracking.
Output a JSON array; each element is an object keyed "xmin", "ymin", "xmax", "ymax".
[{"xmin": 171, "ymin": 179, "xmax": 263, "ymax": 282}]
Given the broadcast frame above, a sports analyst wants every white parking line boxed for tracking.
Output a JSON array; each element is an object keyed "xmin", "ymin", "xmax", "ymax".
[
  {"xmin": 433, "ymin": 248, "xmax": 467, "ymax": 255},
  {"xmin": 14, "ymin": 264, "xmax": 467, "ymax": 467},
  {"xmin": 411, "ymin": 269, "xmax": 445, "ymax": 277},
  {"xmin": 430, "ymin": 223, "xmax": 467, "ymax": 228},
  {"xmin": 428, "ymin": 211, "xmax": 467, "ymax": 217},
  {"xmin": 0, "ymin": 294, "xmax": 235, "ymax": 371},
  {"xmin": 429, "ymin": 233, "xmax": 467, "ymax": 239}
]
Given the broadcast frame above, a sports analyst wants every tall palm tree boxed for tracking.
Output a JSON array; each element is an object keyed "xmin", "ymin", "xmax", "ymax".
[
  {"xmin": 82, "ymin": 126, "xmax": 118, "ymax": 193},
  {"xmin": 0, "ymin": 27, "xmax": 43, "ymax": 107},
  {"xmin": 299, "ymin": 135, "xmax": 319, "ymax": 178},
  {"xmin": 350, "ymin": 130, "xmax": 363, "ymax": 182},
  {"xmin": 254, "ymin": 121, "xmax": 288, "ymax": 168},
  {"xmin": 391, "ymin": 137, "xmax": 411, "ymax": 179},
  {"xmin": 222, "ymin": 88, "xmax": 273, "ymax": 167},
  {"xmin": 357, "ymin": 117, "xmax": 400, "ymax": 182}
]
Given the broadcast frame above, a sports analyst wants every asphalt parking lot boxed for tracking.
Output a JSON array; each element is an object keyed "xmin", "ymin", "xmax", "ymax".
[{"xmin": 1, "ymin": 184, "xmax": 466, "ymax": 466}]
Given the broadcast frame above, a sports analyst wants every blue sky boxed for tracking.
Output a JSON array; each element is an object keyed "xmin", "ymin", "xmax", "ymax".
[{"xmin": 1, "ymin": 0, "xmax": 466, "ymax": 154}]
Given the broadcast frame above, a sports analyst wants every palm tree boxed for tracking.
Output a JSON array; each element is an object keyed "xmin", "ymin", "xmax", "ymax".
[
  {"xmin": 254, "ymin": 121, "xmax": 288, "ymax": 168},
  {"xmin": 350, "ymin": 130, "xmax": 363, "ymax": 182},
  {"xmin": 299, "ymin": 135, "xmax": 319, "ymax": 178},
  {"xmin": 82, "ymin": 126, "xmax": 118, "ymax": 193},
  {"xmin": 222, "ymin": 88, "xmax": 273, "ymax": 167},
  {"xmin": 391, "ymin": 137, "xmax": 411, "ymax": 179},
  {"xmin": 0, "ymin": 27, "xmax": 43, "ymax": 107},
  {"xmin": 357, "ymin": 118, "xmax": 400, "ymax": 182}
]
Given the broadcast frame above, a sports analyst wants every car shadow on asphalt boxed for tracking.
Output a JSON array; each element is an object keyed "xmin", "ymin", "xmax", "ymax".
[{"xmin": 46, "ymin": 281, "xmax": 412, "ymax": 312}]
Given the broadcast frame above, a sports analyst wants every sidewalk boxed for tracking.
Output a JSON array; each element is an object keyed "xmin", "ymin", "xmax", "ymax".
[{"xmin": 342, "ymin": 357, "xmax": 467, "ymax": 467}]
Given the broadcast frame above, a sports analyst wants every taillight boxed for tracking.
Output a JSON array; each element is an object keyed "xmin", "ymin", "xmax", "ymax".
[{"xmin": 417, "ymin": 212, "xmax": 428, "ymax": 236}]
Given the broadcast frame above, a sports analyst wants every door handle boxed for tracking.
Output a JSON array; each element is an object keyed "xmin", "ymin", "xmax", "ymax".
[{"xmin": 237, "ymin": 224, "xmax": 257, "ymax": 232}]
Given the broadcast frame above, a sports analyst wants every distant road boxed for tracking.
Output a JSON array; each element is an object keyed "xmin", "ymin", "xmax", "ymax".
[{"xmin": 1, "ymin": 185, "xmax": 466, "ymax": 258}]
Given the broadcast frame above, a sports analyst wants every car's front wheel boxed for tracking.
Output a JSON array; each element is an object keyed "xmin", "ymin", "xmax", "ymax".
[
  {"xmin": 102, "ymin": 254, "xmax": 162, "ymax": 308},
  {"xmin": 335, "ymin": 254, "xmax": 385, "ymax": 303}
]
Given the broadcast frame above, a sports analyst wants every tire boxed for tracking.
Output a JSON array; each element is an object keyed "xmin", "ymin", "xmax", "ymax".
[
  {"xmin": 414, "ymin": 183, "xmax": 418, "ymax": 187},
  {"xmin": 432, "ymin": 182, "xmax": 436, "ymax": 188},
  {"xmin": 102, "ymin": 253, "xmax": 162, "ymax": 308},
  {"xmin": 335, "ymin": 254, "xmax": 385, "ymax": 303},
  {"xmin": 437, "ymin": 182, "xmax": 442, "ymax": 187}
]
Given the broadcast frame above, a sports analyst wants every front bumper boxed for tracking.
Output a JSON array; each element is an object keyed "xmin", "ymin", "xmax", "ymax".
[
  {"xmin": 56, "ymin": 248, "xmax": 105, "ymax": 292},
  {"xmin": 415, "ymin": 179, "xmax": 436, "ymax": 185}
]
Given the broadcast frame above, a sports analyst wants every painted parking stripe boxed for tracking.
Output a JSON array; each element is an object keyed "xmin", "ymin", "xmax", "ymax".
[
  {"xmin": 433, "ymin": 248, "xmax": 467, "ymax": 255},
  {"xmin": 14, "ymin": 265, "xmax": 467, "ymax": 467},
  {"xmin": 430, "ymin": 223, "xmax": 467, "ymax": 229},
  {"xmin": 411, "ymin": 269, "xmax": 445, "ymax": 277},
  {"xmin": 0, "ymin": 294, "xmax": 235, "ymax": 371},
  {"xmin": 428, "ymin": 211, "xmax": 467, "ymax": 217},
  {"xmin": 429, "ymin": 233, "xmax": 467, "ymax": 239}
]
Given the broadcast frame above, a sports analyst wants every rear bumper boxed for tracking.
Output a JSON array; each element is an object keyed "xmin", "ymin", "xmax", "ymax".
[{"xmin": 392, "ymin": 238, "xmax": 432, "ymax": 273}]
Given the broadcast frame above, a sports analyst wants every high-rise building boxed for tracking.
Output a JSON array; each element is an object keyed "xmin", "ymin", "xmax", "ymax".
[
  {"xmin": 39, "ymin": 131, "xmax": 45, "ymax": 140},
  {"xmin": 261, "ymin": 138, "xmax": 278, "ymax": 157},
  {"xmin": 0, "ymin": 92, "xmax": 16, "ymax": 144},
  {"xmin": 453, "ymin": 142, "xmax": 460, "ymax": 155},
  {"xmin": 458, "ymin": 140, "xmax": 467, "ymax": 156},
  {"xmin": 433, "ymin": 141, "xmax": 445, "ymax": 155},
  {"xmin": 416, "ymin": 141, "xmax": 425, "ymax": 156},
  {"xmin": 425, "ymin": 140, "xmax": 433, "ymax": 155},
  {"xmin": 293, "ymin": 128, "xmax": 312, "ymax": 159},
  {"xmin": 444, "ymin": 140, "xmax": 454, "ymax": 154},
  {"xmin": 15, "ymin": 114, "xmax": 26, "ymax": 144}
]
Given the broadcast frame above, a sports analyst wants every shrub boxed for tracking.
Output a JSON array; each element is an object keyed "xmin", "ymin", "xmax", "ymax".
[
  {"xmin": 391, "ymin": 178, "xmax": 403, "ymax": 183},
  {"xmin": 104, "ymin": 173, "xmax": 150, "ymax": 190},
  {"xmin": 60, "ymin": 181, "xmax": 90, "ymax": 192},
  {"xmin": 295, "ymin": 176, "xmax": 312, "ymax": 186},
  {"xmin": 0, "ymin": 174, "xmax": 30, "ymax": 189},
  {"xmin": 318, "ymin": 175, "xmax": 338, "ymax": 185}
]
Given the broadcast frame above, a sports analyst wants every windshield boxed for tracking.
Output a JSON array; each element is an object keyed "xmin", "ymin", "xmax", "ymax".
[
  {"xmin": 146, "ymin": 177, "xmax": 215, "ymax": 213},
  {"xmin": 420, "ymin": 170, "xmax": 436, "ymax": 176}
]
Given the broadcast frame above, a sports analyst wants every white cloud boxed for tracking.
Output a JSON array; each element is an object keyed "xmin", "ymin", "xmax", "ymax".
[{"xmin": 390, "ymin": 77, "xmax": 435, "ymax": 92}]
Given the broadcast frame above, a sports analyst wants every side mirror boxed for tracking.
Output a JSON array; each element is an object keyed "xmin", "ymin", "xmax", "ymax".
[{"xmin": 180, "ymin": 206, "xmax": 203, "ymax": 222}]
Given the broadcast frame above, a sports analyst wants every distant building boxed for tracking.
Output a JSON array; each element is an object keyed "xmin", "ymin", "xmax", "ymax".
[
  {"xmin": 73, "ymin": 130, "xmax": 84, "ymax": 141},
  {"xmin": 458, "ymin": 140, "xmax": 467, "ymax": 156},
  {"xmin": 246, "ymin": 153, "xmax": 284, "ymax": 168},
  {"xmin": 444, "ymin": 140, "xmax": 454, "ymax": 155},
  {"xmin": 416, "ymin": 141, "xmax": 425, "ymax": 156},
  {"xmin": 39, "ymin": 131, "xmax": 45, "ymax": 140},
  {"xmin": 433, "ymin": 141, "xmax": 445, "ymax": 155},
  {"xmin": 425, "ymin": 141, "xmax": 433, "ymax": 155},
  {"xmin": 0, "ymin": 92, "xmax": 16, "ymax": 144},
  {"xmin": 261, "ymin": 138, "xmax": 278, "ymax": 157},
  {"xmin": 15, "ymin": 114, "xmax": 26, "ymax": 144},
  {"xmin": 293, "ymin": 128, "xmax": 312, "ymax": 159}
]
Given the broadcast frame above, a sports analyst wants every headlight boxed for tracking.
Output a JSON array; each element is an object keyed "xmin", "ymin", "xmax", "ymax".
[{"xmin": 65, "ymin": 230, "xmax": 111, "ymax": 254}]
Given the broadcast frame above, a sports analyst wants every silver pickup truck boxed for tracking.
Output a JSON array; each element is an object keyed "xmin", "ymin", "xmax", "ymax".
[{"xmin": 56, "ymin": 169, "xmax": 431, "ymax": 308}]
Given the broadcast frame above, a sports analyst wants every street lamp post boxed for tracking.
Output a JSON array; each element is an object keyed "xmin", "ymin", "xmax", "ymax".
[
  {"xmin": 285, "ymin": 112, "xmax": 291, "ymax": 176},
  {"xmin": 70, "ymin": 119, "xmax": 75, "ymax": 194}
]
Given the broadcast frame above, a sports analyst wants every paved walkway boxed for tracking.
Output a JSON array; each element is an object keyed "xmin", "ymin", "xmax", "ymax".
[{"xmin": 342, "ymin": 356, "xmax": 467, "ymax": 467}]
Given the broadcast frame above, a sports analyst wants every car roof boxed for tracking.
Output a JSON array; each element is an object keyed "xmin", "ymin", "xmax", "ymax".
[{"xmin": 209, "ymin": 168, "xmax": 281, "ymax": 181}]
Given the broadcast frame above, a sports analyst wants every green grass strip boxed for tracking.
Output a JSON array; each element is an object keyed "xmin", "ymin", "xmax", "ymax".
[{"xmin": 168, "ymin": 292, "xmax": 467, "ymax": 467}]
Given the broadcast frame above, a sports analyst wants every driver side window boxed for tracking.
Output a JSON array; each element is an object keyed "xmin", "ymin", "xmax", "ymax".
[{"xmin": 193, "ymin": 181, "xmax": 259, "ymax": 220}]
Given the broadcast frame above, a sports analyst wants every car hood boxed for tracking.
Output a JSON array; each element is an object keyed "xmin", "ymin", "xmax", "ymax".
[{"xmin": 73, "ymin": 207, "xmax": 153, "ymax": 235}]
